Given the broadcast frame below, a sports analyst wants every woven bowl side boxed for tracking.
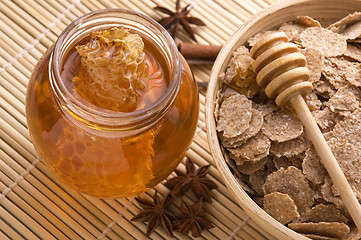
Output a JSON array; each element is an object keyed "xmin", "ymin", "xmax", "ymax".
[{"xmin": 206, "ymin": 0, "xmax": 361, "ymax": 239}]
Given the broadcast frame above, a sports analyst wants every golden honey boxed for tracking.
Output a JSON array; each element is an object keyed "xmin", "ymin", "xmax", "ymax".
[{"xmin": 26, "ymin": 9, "xmax": 199, "ymax": 198}]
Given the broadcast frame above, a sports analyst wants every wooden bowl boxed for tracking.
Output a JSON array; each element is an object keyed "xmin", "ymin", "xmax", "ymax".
[{"xmin": 205, "ymin": 0, "xmax": 361, "ymax": 239}]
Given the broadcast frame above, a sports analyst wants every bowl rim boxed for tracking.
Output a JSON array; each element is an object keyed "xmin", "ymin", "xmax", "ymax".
[{"xmin": 205, "ymin": 0, "xmax": 361, "ymax": 239}]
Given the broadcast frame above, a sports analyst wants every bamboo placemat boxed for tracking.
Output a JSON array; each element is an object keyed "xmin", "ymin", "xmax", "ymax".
[{"xmin": 1, "ymin": 0, "xmax": 281, "ymax": 239}]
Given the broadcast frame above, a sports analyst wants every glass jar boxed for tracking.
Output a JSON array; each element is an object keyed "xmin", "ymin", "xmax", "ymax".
[{"xmin": 26, "ymin": 9, "xmax": 199, "ymax": 198}]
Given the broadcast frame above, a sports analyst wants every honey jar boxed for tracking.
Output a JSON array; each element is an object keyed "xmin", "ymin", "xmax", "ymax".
[{"xmin": 26, "ymin": 9, "xmax": 199, "ymax": 198}]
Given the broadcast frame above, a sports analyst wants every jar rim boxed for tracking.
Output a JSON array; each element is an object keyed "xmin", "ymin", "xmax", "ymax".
[{"xmin": 50, "ymin": 8, "xmax": 181, "ymax": 130}]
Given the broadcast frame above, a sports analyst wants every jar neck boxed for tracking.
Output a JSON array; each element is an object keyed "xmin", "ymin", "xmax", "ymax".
[{"xmin": 49, "ymin": 9, "xmax": 181, "ymax": 132}]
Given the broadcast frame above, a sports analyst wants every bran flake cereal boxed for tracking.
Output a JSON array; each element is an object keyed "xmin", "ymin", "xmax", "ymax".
[
  {"xmin": 300, "ymin": 47, "xmax": 323, "ymax": 84},
  {"xmin": 328, "ymin": 12, "xmax": 361, "ymax": 40},
  {"xmin": 228, "ymin": 132, "xmax": 271, "ymax": 164},
  {"xmin": 261, "ymin": 109, "xmax": 303, "ymax": 142},
  {"xmin": 215, "ymin": 12, "xmax": 361, "ymax": 239},
  {"xmin": 344, "ymin": 226, "xmax": 361, "ymax": 240},
  {"xmin": 296, "ymin": 16, "xmax": 322, "ymax": 28},
  {"xmin": 288, "ymin": 222, "xmax": 350, "ymax": 239},
  {"xmin": 255, "ymin": 101, "xmax": 278, "ymax": 117},
  {"xmin": 289, "ymin": 154, "xmax": 304, "ymax": 170},
  {"xmin": 325, "ymin": 86, "xmax": 359, "ymax": 115},
  {"xmin": 263, "ymin": 166, "xmax": 313, "ymax": 214},
  {"xmin": 300, "ymin": 27, "xmax": 347, "ymax": 57},
  {"xmin": 263, "ymin": 192, "xmax": 300, "ymax": 225},
  {"xmin": 279, "ymin": 23, "xmax": 307, "ymax": 41},
  {"xmin": 222, "ymin": 46, "xmax": 259, "ymax": 98},
  {"xmin": 329, "ymin": 109, "xmax": 361, "ymax": 149},
  {"xmin": 348, "ymin": 38, "xmax": 361, "ymax": 43},
  {"xmin": 321, "ymin": 176, "xmax": 344, "ymax": 207},
  {"xmin": 312, "ymin": 107, "xmax": 341, "ymax": 132},
  {"xmin": 327, "ymin": 138, "xmax": 361, "ymax": 199},
  {"xmin": 270, "ymin": 134, "xmax": 310, "ymax": 158},
  {"xmin": 306, "ymin": 92, "xmax": 322, "ymax": 111},
  {"xmin": 248, "ymin": 168, "xmax": 268, "ymax": 195},
  {"xmin": 312, "ymin": 76, "xmax": 336, "ymax": 99},
  {"xmin": 323, "ymin": 57, "xmax": 361, "ymax": 88},
  {"xmin": 217, "ymin": 94, "xmax": 253, "ymax": 138},
  {"xmin": 221, "ymin": 109, "xmax": 263, "ymax": 148},
  {"xmin": 339, "ymin": 21, "xmax": 361, "ymax": 40},
  {"xmin": 272, "ymin": 153, "xmax": 304, "ymax": 170},
  {"xmin": 344, "ymin": 44, "xmax": 361, "ymax": 62},
  {"xmin": 300, "ymin": 234, "xmax": 337, "ymax": 240},
  {"xmin": 237, "ymin": 156, "xmax": 268, "ymax": 175},
  {"xmin": 272, "ymin": 156, "xmax": 294, "ymax": 170},
  {"xmin": 305, "ymin": 204, "xmax": 348, "ymax": 224},
  {"xmin": 247, "ymin": 30, "xmax": 279, "ymax": 47},
  {"xmin": 302, "ymin": 147, "xmax": 327, "ymax": 185},
  {"xmin": 222, "ymin": 46, "xmax": 252, "ymax": 84}
]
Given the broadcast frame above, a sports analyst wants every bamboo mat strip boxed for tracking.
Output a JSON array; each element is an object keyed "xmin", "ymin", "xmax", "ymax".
[
  {"xmin": 0, "ymin": 37, "xmax": 33, "ymax": 77},
  {"xmin": 0, "ymin": 13, "xmax": 47, "ymax": 59},
  {"xmin": 0, "ymin": 222, "xmax": 13, "ymax": 240},
  {"xmin": 1, "ymin": 1, "xmax": 56, "ymax": 46},
  {"xmin": 0, "ymin": 0, "xmax": 281, "ymax": 239},
  {"xmin": 1, "ymin": 98, "xmax": 27, "ymax": 127},
  {"xmin": 1, "ymin": 139, "xmax": 129, "ymax": 240}
]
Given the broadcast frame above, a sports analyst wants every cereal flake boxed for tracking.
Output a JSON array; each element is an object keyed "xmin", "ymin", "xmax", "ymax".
[
  {"xmin": 321, "ymin": 176, "xmax": 344, "ymax": 207},
  {"xmin": 249, "ymin": 168, "xmax": 269, "ymax": 195},
  {"xmin": 255, "ymin": 102, "xmax": 278, "ymax": 117},
  {"xmin": 322, "ymin": 57, "xmax": 361, "ymax": 88},
  {"xmin": 288, "ymin": 222, "xmax": 350, "ymax": 239},
  {"xmin": 270, "ymin": 134, "xmax": 311, "ymax": 158},
  {"xmin": 302, "ymin": 147, "xmax": 328, "ymax": 185},
  {"xmin": 263, "ymin": 166, "xmax": 313, "ymax": 214},
  {"xmin": 273, "ymin": 156, "xmax": 293, "ymax": 170},
  {"xmin": 306, "ymin": 92, "xmax": 322, "ymax": 111},
  {"xmin": 344, "ymin": 43, "xmax": 361, "ymax": 62},
  {"xmin": 305, "ymin": 204, "xmax": 348, "ymax": 224},
  {"xmin": 312, "ymin": 107, "xmax": 341, "ymax": 132},
  {"xmin": 263, "ymin": 192, "xmax": 300, "ymax": 225},
  {"xmin": 325, "ymin": 86, "xmax": 359, "ymax": 115},
  {"xmin": 279, "ymin": 22, "xmax": 307, "ymax": 41},
  {"xmin": 300, "ymin": 27, "xmax": 347, "ymax": 57},
  {"xmin": 327, "ymin": 137, "xmax": 361, "ymax": 199},
  {"xmin": 328, "ymin": 12, "xmax": 361, "ymax": 40},
  {"xmin": 228, "ymin": 132, "xmax": 271, "ymax": 164},
  {"xmin": 221, "ymin": 109, "xmax": 263, "ymax": 148},
  {"xmin": 312, "ymin": 76, "xmax": 336, "ymax": 99},
  {"xmin": 300, "ymin": 234, "xmax": 337, "ymax": 240},
  {"xmin": 247, "ymin": 30, "xmax": 280, "ymax": 47},
  {"xmin": 300, "ymin": 47, "xmax": 323, "ymax": 84},
  {"xmin": 217, "ymin": 94, "xmax": 253, "ymax": 138},
  {"xmin": 262, "ymin": 109, "xmax": 303, "ymax": 142},
  {"xmin": 296, "ymin": 16, "xmax": 322, "ymax": 28},
  {"xmin": 237, "ymin": 156, "xmax": 268, "ymax": 175}
]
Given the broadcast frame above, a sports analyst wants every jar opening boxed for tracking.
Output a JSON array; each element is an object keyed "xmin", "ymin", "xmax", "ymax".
[{"xmin": 50, "ymin": 9, "xmax": 181, "ymax": 131}]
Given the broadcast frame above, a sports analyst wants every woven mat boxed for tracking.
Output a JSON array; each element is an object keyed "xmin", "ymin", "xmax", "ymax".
[{"xmin": 0, "ymin": 0, "xmax": 281, "ymax": 239}]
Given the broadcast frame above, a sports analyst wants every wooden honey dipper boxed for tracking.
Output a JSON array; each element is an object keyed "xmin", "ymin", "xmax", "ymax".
[{"xmin": 250, "ymin": 32, "xmax": 361, "ymax": 231}]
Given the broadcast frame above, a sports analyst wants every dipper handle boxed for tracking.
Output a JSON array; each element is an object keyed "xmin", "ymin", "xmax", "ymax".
[{"xmin": 250, "ymin": 32, "xmax": 361, "ymax": 231}]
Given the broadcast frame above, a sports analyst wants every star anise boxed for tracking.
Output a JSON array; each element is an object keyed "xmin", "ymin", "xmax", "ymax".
[
  {"xmin": 131, "ymin": 192, "xmax": 175, "ymax": 237},
  {"xmin": 154, "ymin": 0, "xmax": 206, "ymax": 41},
  {"xmin": 164, "ymin": 157, "xmax": 218, "ymax": 202},
  {"xmin": 174, "ymin": 198, "xmax": 214, "ymax": 237}
]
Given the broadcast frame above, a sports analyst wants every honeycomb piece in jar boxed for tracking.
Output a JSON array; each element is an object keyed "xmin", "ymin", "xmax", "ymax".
[{"xmin": 73, "ymin": 27, "xmax": 148, "ymax": 112}]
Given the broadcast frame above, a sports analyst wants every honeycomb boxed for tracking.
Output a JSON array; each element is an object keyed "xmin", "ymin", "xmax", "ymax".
[{"xmin": 73, "ymin": 27, "xmax": 148, "ymax": 112}]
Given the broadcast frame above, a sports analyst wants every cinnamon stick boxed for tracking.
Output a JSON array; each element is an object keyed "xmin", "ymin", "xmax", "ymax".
[{"xmin": 178, "ymin": 43, "xmax": 222, "ymax": 61}]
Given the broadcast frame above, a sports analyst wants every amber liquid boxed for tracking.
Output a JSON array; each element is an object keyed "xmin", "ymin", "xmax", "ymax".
[
  {"xmin": 62, "ymin": 38, "xmax": 170, "ymax": 113},
  {"xmin": 26, "ymin": 43, "xmax": 199, "ymax": 198}
]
